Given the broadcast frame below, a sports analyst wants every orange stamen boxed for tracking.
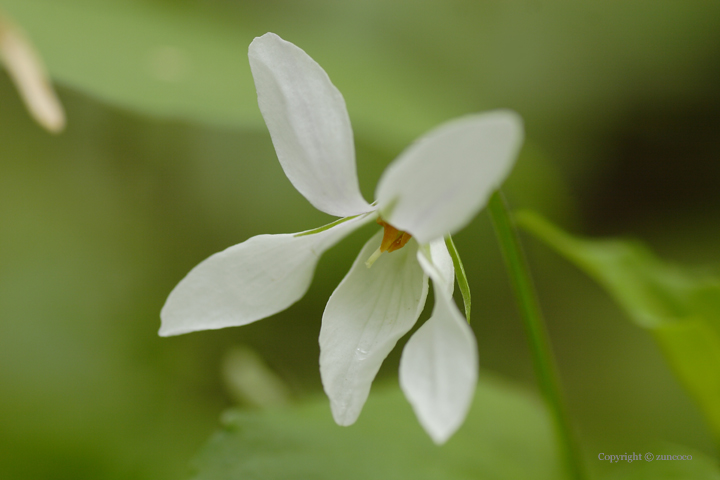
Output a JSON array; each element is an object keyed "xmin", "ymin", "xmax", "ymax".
[
  {"xmin": 366, "ymin": 218, "xmax": 413, "ymax": 268},
  {"xmin": 377, "ymin": 219, "xmax": 412, "ymax": 253}
]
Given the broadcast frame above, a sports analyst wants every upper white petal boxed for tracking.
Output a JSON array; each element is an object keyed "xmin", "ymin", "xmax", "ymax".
[
  {"xmin": 249, "ymin": 33, "xmax": 371, "ymax": 217},
  {"xmin": 400, "ymin": 244, "xmax": 478, "ymax": 444},
  {"xmin": 320, "ymin": 230, "xmax": 428, "ymax": 426},
  {"xmin": 375, "ymin": 110, "xmax": 524, "ymax": 244},
  {"xmin": 159, "ymin": 214, "xmax": 374, "ymax": 336}
]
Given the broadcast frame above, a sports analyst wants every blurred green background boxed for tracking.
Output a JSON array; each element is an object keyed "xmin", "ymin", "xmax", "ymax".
[{"xmin": 1, "ymin": 0, "xmax": 719, "ymax": 478}]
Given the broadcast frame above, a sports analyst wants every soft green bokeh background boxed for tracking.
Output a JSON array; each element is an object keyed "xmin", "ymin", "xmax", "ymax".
[{"xmin": 1, "ymin": 0, "xmax": 719, "ymax": 478}]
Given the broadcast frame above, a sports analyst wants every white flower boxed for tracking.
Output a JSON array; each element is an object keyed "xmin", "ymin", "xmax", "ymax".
[{"xmin": 160, "ymin": 33, "xmax": 523, "ymax": 444}]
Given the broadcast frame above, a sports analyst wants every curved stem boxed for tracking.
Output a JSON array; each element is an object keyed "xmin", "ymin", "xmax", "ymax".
[{"xmin": 487, "ymin": 190, "xmax": 585, "ymax": 480}]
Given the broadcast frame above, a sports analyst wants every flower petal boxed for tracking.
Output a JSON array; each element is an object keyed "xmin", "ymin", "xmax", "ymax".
[
  {"xmin": 159, "ymin": 214, "xmax": 374, "ymax": 336},
  {"xmin": 320, "ymin": 230, "xmax": 428, "ymax": 426},
  {"xmin": 399, "ymin": 292, "xmax": 478, "ymax": 444},
  {"xmin": 417, "ymin": 239, "xmax": 455, "ymax": 298},
  {"xmin": 249, "ymin": 33, "xmax": 371, "ymax": 217},
  {"xmin": 400, "ymin": 244, "xmax": 478, "ymax": 444},
  {"xmin": 375, "ymin": 110, "xmax": 524, "ymax": 244}
]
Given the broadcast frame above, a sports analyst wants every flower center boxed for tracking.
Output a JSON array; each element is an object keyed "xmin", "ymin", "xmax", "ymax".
[{"xmin": 365, "ymin": 218, "xmax": 412, "ymax": 268}]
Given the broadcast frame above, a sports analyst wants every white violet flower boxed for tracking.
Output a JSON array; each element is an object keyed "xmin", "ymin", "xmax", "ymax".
[{"xmin": 160, "ymin": 32, "xmax": 523, "ymax": 444}]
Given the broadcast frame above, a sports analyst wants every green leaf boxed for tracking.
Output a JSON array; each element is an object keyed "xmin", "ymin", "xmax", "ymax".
[
  {"xmin": 191, "ymin": 376, "xmax": 563, "ymax": 480},
  {"xmin": 0, "ymin": 0, "xmax": 458, "ymax": 146},
  {"xmin": 516, "ymin": 211, "xmax": 720, "ymax": 446},
  {"xmin": 652, "ymin": 321, "xmax": 720, "ymax": 444},
  {"xmin": 0, "ymin": 0, "xmax": 261, "ymax": 129}
]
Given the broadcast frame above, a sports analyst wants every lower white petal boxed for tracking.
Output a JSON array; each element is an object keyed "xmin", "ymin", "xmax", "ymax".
[
  {"xmin": 320, "ymin": 230, "xmax": 428, "ymax": 426},
  {"xmin": 399, "ymin": 283, "xmax": 478, "ymax": 444},
  {"xmin": 160, "ymin": 214, "xmax": 374, "ymax": 336}
]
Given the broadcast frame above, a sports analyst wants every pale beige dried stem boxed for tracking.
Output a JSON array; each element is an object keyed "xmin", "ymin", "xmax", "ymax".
[{"xmin": 0, "ymin": 13, "xmax": 65, "ymax": 133}]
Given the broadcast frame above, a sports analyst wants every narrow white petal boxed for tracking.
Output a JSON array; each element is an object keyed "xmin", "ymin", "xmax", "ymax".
[
  {"xmin": 320, "ymin": 231, "xmax": 428, "ymax": 426},
  {"xmin": 160, "ymin": 214, "xmax": 374, "ymax": 336},
  {"xmin": 0, "ymin": 16, "xmax": 65, "ymax": 133},
  {"xmin": 400, "ymin": 284, "xmax": 478, "ymax": 444},
  {"xmin": 399, "ymin": 289, "xmax": 478, "ymax": 444},
  {"xmin": 376, "ymin": 111, "xmax": 523, "ymax": 244},
  {"xmin": 399, "ymin": 245, "xmax": 478, "ymax": 444},
  {"xmin": 418, "ymin": 239, "xmax": 455, "ymax": 298},
  {"xmin": 249, "ymin": 33, "xmax": 370, "ymax": 217}
]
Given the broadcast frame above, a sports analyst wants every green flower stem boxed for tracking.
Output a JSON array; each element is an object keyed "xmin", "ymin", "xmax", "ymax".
[{"xmin": 487, "ymin": 191, "xmax": 585, "ymax": 480}]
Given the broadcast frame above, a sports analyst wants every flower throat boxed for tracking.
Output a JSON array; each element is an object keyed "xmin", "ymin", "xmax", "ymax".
[{"xmin": 365, "ymin": 218, "xmax": 412, "ymax": 268}]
